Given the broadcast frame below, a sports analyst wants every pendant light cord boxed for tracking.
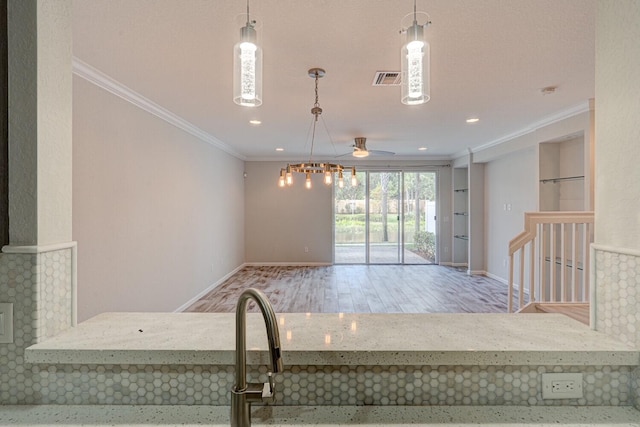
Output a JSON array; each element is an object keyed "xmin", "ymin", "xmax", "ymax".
[
  {"xmin": 308, "ymin": 73, "xmax": 321, "ymax": 162},
  {"xmin": 314, "ymin": 73, "xmax": 320, "ymax": 110}
]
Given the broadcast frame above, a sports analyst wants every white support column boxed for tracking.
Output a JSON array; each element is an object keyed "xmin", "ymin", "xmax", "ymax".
[
  {"xmin": 0, "ymin": 0, "xmax": 73, "ymax": 404},
  {"xmin": 8, "ymin": 0, "xmax": 72, "ymax": 246}
]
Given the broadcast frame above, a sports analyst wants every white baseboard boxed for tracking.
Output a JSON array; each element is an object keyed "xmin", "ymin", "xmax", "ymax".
[
  {"xmin": 244, "ymin": 262, "xmax": 332, "ymax": 267},
  {"xmin": 174, "ymin": 264, "xmax": 246, "ymax": 313},
  {"xmin": 449, "ymin": 263, "xmax": 468, "ymax": 268},
  {"xmin": 467, "ymin": 269, "xmax": 486, "ymax": 276},
  {"xmin": 485, "ymin": 271, "xmax": 508, "ymax": 285}
]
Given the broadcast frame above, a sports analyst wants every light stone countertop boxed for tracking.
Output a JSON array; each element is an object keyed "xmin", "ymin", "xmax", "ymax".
[
  {"xmin": 1, "ymin": 405, "xmax": 639, "ymax": 426},
  {"xmin": 25, "ymin": 312, "xmax": 639, "ymax": 366}
]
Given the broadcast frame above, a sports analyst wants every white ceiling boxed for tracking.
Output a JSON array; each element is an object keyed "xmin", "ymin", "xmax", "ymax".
[{"xmin": 72, "ymin": 0, "xmax": 595, "ymax": 161}]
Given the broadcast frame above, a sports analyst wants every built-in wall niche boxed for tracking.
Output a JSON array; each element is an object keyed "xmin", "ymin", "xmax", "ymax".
[
  {"xmin": 452, "ymin": 167, "xmax": 468, "ymax": 267},
  {"xmin": 539, "ymin": 136, "xmax": 585, "ymax": 211}
]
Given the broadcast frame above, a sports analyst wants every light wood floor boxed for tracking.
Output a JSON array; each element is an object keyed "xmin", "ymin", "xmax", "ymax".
[{"xmin": 185, "ymin": 265, "xmax": 513, "ymax": 314}]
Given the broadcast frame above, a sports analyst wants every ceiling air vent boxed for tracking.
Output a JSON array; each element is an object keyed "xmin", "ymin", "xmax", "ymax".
[{"xmin": 372, "ymin": 71, "xmax": 401, "ymax": 86}]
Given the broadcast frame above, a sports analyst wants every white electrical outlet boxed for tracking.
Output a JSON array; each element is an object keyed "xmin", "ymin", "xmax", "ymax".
[
  {"xmin": 542, "ymin": 373, "xmax": 583, "ymax": 399},
  {"xmin": 0, "ymin": 303, "xmax": 14, "ymax": 344},
  {"xmin": 304, "ymin": 246, "xmax": 309, "ymax": 253}
]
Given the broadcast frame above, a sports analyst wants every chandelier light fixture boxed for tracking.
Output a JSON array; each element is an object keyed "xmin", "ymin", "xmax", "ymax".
[
  {"xmin": 400, "ymin": 0, "xmax": 431, "ymax": 105},
  {"xmin": 233, "ymin": 0, "xmax": 262, "ymax": 107},
  {"xmin": 278, "ymin": 68, "xmax": 357, "ymax": 190}
]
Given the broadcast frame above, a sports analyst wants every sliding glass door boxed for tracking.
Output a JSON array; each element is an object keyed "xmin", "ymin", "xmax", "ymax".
[
  {"xmin": 402, "ymin": 172, "xmax": 437, "ymax": 264},
  {"xmin": 368, "ymin": 172, "xmax": 401, "ymax": 263},
  {"xmin": 334, "ymin": 170, "xmax": 437, "ymax": 264},
  {"xmin": 334, "ymin": 171, "xmax": 367, "ymax": 263}
]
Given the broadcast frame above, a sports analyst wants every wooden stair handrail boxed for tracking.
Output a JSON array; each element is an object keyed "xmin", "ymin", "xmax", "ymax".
[
  {"xmin": 509, "ymin": 211, "xmax": 594, "ymax": 255},
  {"xmin": 508, "ymin": 211, "xmax": 594, "ymax": 313}
]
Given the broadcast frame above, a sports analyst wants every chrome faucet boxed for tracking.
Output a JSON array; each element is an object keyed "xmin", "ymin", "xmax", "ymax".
[{"xmin": 231, "ymin": 288, "xmax": 283, "ymax": 427}]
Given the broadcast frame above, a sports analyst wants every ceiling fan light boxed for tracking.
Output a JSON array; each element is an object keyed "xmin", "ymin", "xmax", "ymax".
[{"xmin": 353, "ymin": 150, "xmax": 370, "ymax": 158}]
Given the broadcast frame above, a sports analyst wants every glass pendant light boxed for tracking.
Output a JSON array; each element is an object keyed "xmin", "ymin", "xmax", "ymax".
[
  {"xmin": 233, "ymin": 0, "xmax": 262, "ymax": 107},
  {"xmin": 305, "ymin": 173, "xmax": 312, "ymax": 189},
  {"xmin": 401, "ymin": 0, "xmax": 431, "ymax": 105}
]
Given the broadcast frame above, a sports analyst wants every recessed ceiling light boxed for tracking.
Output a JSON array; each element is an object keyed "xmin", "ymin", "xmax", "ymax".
[
  {"xmin": 275, "ymin": 148, "xmax": 284, "ymax": 152},
  {"xmin": 466, "ymin": 117, "xmax": 479, "ymax": 123},
  {"xmin": 249, "ymin": 119, "xmax": 262, "ymax": 125},
  {"xmin": 418, "ymin": 147, "xmax": 428, "ymax": 151}
]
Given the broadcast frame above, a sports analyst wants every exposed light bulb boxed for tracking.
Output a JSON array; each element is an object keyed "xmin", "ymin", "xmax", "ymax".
[
  {"xmin": 338, "ymin": 171, "xmax": 344, "ymax": 188},
  {"xmin": 286, "ymin": 165, "xmax": 293, "ymax": 185},
  {"xmin": 351, "ymin": 168, "xmax": 358, "ymax": 187},
  {"xmin": 305, "ymin": 173, "xmax": 312, "ymax": 189},
  {"xmin": 324, "ymin": 171, "xmax": 332, "ymax": 185}
]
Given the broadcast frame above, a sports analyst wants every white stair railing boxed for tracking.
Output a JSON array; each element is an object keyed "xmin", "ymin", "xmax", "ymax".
[{"xmin": 508, "ymin": 211, "xmax": 594, "ymax": 313}]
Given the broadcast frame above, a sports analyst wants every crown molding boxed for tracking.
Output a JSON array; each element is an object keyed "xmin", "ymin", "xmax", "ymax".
[
  {"xmin": 246, "ymin": 155, "xmax": 453, "ymax": 163},
  {"xmin": 72, "ymin": 57, "xmax": 246, "ymax": 161},
  {"xmin": 452, "ymin": 101, "xmax": 591, "ymax": 161}
]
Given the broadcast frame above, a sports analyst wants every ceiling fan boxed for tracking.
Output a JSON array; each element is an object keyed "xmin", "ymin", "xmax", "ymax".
[{"xmin": 339, "ymin": 137, "xmax": 395, "ymax": 158}]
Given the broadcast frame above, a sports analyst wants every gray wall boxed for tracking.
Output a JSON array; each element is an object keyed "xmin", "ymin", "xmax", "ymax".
[
  {"xmin": 244, "ymin": 161, "xmax": 333, "ymax": 264},
  {"xmin": 483, "ymin": 148, "xmax": 537, "ymax": 281},
  {"xmin": 73, "ymin": 76, "xmax": 245, "ymax": 321}
]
